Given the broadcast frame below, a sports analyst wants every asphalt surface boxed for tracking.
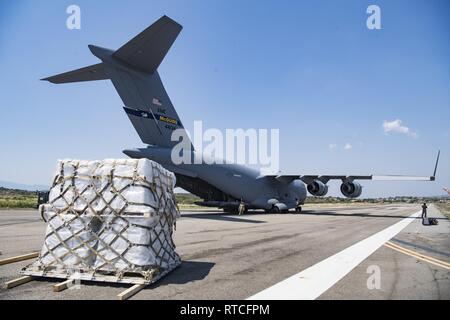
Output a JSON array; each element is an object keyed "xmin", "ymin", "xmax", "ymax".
[{"xmin": 0, "ymin": 203, "xmax": 449, "ymax": 300}]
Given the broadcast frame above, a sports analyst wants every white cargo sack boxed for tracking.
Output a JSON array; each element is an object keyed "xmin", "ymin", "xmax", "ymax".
[{"xmin": 22, "ymin": 159, "xmax": 181, "ymax": 284}]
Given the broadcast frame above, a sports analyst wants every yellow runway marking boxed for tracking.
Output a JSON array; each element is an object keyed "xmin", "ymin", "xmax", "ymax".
[
  {"xmin": 386, "ymin": 241, "xmax": 450, "ymax": 267},
  {"xmin": 384, "ymin": 241, "xmax": 450, "ymax": 270}
]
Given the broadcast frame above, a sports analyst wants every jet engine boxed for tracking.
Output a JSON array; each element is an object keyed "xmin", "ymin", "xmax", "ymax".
[
  {"xmin": 307, "ymin": 180, "xmax": 329, "ymax": 196},
  {"xmin": 340, "ymin": 181, "xmax": 362, "ymax": 198}
]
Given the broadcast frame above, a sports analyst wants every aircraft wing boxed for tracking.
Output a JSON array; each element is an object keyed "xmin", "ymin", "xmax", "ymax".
[
  {"xmin": 264, "ymin": 174, "xmax": 435, "ymax": 184},
  {"xmin": 263, "ymin": 151, "xmax": 440, "ymax": 184}
]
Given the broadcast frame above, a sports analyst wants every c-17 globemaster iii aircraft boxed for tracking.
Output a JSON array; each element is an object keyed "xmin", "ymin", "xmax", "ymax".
[{"xmin": 43, "ymin": 16, "xmax": 440, "ymax": 213}]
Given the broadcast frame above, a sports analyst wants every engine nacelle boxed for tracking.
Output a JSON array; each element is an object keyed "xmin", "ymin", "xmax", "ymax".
[
  {"xmin": 307, "ymin": 180, "xmax": 329, "ymax": 197},
  {"xmin": 340, "ymin": 182, "xmax": 362, "ymax": 198}
]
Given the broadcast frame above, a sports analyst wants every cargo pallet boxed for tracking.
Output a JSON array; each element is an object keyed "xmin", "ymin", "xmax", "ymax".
[{"xmin": 2, "ymin": 251, "xmax": 180, "ymax": 300}]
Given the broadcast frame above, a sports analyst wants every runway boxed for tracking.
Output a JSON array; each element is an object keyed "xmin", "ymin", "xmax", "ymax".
[{"xmin": 0, "ymin": 203, "xmax": 449, "ymax": 300}]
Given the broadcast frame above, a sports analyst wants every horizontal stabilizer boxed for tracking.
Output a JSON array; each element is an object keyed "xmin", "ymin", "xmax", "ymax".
[
  {"xmin": 42, "ymin": 63, "xmax": 108, "ymax": 84},
  {"xmin": 113, "ymin": 15, "xmax": 182, "ymax": 74}
]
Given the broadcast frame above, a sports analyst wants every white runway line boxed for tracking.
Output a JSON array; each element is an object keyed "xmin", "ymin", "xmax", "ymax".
[{"xmin": 247, "ymin": 210, "xmax": 421, "ymax": 300}]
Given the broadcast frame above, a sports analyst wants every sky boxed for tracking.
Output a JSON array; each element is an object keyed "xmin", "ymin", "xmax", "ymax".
[{"xmin": 0, "ymin": 0, "xmax": 448, "ymax": 197}]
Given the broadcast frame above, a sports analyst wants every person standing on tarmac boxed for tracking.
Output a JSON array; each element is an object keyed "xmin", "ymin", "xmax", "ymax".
[
  {"xmin": 238, "ymin": 199, "xmax": 245, "ymax": 216},
  {"xmin": 422, "ymin": 202, "xmax": 428, "ymax": 219}
]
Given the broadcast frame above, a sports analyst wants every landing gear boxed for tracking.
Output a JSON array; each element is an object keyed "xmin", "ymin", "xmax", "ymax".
[
  {"xmin": 295, "ymin": 206, "xmax": 302, "ymax": 213},
  {"xmin": 272, "ymin": 206, "xmax": 281, "ymax": 214},
  {"xmin": 238, "ymin": 200, "xmax": 246, "ymax": 216},
  {"xmin": 271, "ymin": 206, "xmax": 289, "ymax": 214}
]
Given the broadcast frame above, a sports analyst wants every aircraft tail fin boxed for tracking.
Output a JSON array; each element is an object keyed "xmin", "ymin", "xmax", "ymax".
[
  {"xmin": 42, "ymin": 15, "xmax": 190, "ymax": 149},
  {"xmin": 113, "ymin": 15, "xmax": 182, "ymax": 74},
  {"xmin": 41, "ymin": 63, "xmax": 108, "ymax": 84}
]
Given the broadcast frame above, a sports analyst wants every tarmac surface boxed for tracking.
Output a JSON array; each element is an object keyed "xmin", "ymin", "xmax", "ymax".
[{"xmin": 0, "ymin": 203, "xmax": 449, "ymax": 300}]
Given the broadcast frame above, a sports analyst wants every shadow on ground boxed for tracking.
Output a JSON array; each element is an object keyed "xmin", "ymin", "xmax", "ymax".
[
  {"xmin": 300, "ymin": 210, "xmax": 446, "ymax": 220},
  {"xmin": 33, "ymin": 261, "xmax": 215, "ymax": 293},
  {"xmin": 181, "ymin": 209, "xmax": 445, "ymax": 221},
  {"xmin": 181, "ymin": 213, "xmax": 265, "ymax": 224},
  {"xmin": 152, "ymin": 260, "xmax": 215, "ymax": 286}
]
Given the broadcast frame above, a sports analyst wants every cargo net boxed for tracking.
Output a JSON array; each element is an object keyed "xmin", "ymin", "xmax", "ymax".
[{"xmin": 22, "ymin": 159, "xmax": 181, "ymax": 284}]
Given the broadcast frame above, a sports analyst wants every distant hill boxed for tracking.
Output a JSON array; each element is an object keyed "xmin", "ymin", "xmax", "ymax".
[
  {"xmin": 175, "ymin": 193, "xmax": 201, "ymax": 205},
  {"xmin": 0, "ymin": 180, "xmax": 49, "ymax": 191},
  {"xmin": 0, "ymin": 187, "xmax": 38, "ymax": 208},
  {"xmin": 0, "ymin": 187, "xmax": 36, "ymax": 197}
]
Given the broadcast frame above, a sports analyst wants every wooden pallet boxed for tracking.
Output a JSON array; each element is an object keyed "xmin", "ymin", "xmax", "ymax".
[
  {"xmin": 0, "ymin": 252, "xmax": 39, "ymax": 266},
  {"xmin": 4, "ymin": 276, "xmax": 34, "ymax": 289},
  {"xmin": 2, "ymin": 251, "xmax": 180, "ymax": 300},
  {"xmin": 6, "ymin": 260, "xmax": 181, "ymax": 300},
  {"xmin": 20, "ymin": 261, "xmax": 178, "ymax": 285},
  {"xmin": 4, "ymin": 275, "xmax": 148, "ymax": 299}
]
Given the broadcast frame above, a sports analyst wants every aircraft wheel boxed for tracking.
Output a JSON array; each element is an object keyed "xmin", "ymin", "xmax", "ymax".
[
  {"xmin": 295, "ymin": 206, "xmax": 302, "ymax": 213},
  {"xmin": 272, "ymin": 206, "xmax": 281, "ymax": 214}
]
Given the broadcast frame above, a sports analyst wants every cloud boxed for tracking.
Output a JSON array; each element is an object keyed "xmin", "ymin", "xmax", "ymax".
[
  {"xmin": 382, "ymin": 119, "xmax": 418, "ymax": 138},
  {"xmin": 329, "ymin": 143, "xmax": 337, "ymax": 151},
  {"xmin": 344, "ymin": 143, "xmax": 352, "ymax": 150}
]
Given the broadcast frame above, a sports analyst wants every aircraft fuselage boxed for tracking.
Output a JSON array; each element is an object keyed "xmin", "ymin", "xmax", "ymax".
[{"xmin": 124, "ymin": 146, "xmax": 307, "ymax": 211}]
